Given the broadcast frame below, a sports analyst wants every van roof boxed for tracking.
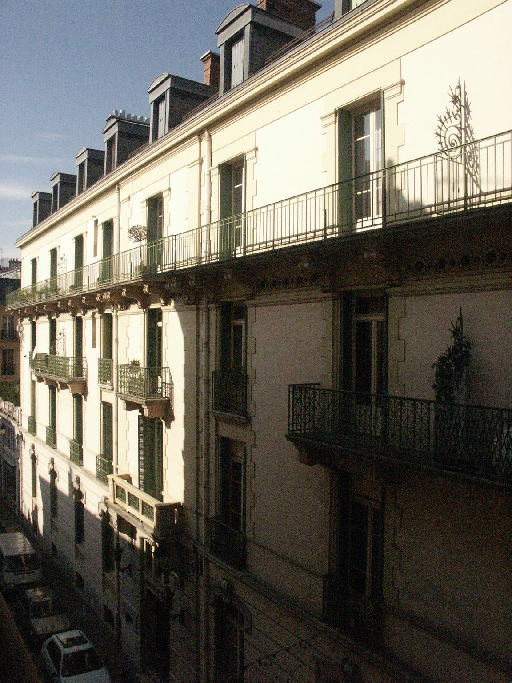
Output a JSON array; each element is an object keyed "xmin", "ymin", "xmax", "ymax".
[{"xmin": 0, "ymin": 532, "xmax": 36, "ymax": 556}]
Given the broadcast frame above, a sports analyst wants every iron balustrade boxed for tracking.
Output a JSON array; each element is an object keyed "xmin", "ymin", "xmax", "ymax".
[
  {"xmin": 69, "ymin": 439, "xmax": 83, "ymax": 465},
  {"xmin": 98, "ymin": 358, "xmax": 113, "ymax": 387},
  {"xmin": 96, "ymin": 454, "xmax": 113, "ymax": 484},
  {"xmin": 8, "ymin": 129, "xmax": 512, "ymax": 310},
  {"xmin": 206, "ymin": 517, "xmax": 247, "ymax": 570},
  {"xmin": 27, "ymin": 416, "xmax": 36, "ymax": 436},
  {"xmin": 288, "ymin": 384, "xmax": 512, "ymax": 485},
  {"xmin": 29, "ymin": 354, "xmax": 86, "ymax": 382},
  {"xmin": 211, "ymin": 369, "xmax": 248, "ymax": 417},
  {"xmin": 0, "ymin": 330, "xmax": 18, "ymax": 341},
  {"xmin": 117, "ymin": 365, "xmax": 172, "ymax": 401},
  {"xmin": 46, "ymin": 426, "xmax": 56, "ymax": 449}
]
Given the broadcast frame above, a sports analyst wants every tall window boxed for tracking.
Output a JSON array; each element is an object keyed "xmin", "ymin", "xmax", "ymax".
[
  {"xmin": 218, "ymin": 438, "xmax": 245, "ymax": 536},
  {"xmin": 49, "ymin": 388, "xmax": 56, "ymax": 426},
  {"xmin": 101, "ymin": 402, "xmax": 113, "ymax": 465},
  {"xmin": 231, "ymin": 35, "xmax": 245, "ymax": 88},
  {"xmin": 1, "ymin": 315, "xmax": 15, "ymax": 340},
  {"xmin": 2, "ymin": 349, "xmax": 14, "ymax": 376},
  {"xmin": 138, "ymin": 416, "xmax": 163, "ymax": 501},
  {"xmin": 50, "ymin": 465, "xmax": 58, "ymax": 519},
  {"xmin": 219, "ymin": 158, "xmax": 245, "ymax": 257},
  {"xmin": 74, "ymin": 234, "xmax": 84, "ymax": 289},
  {"xmin": 147, "ymin": 195, "xmax": 164, "ymax": 272},
  {"xmin": 49, "ymin": 317, "xmax": 56, "ymax": 355},
  {"xmin": 214, "ymin": 600, "xmax": 244, "ymax": 683},
  {"xmin": 215, "ymin": 302, "xmax": 248, "ymax": 416},
  {"xmin": 323, "ymin": 471, "xmax": 384, "ymax": 644},
  {"xmin": 31, "ymin": 320, "xmax": 36, "ymax": 353},
  {"xmin": 338, "ymin": 105, "xmax": 382, "ymax": 230},
  {"xmin": 101, "ymin": 512, "xmax": 115, "ymax": 573},
  {"xmin": 100, "ymin": 220, "xmax": 113, "ymax": 282},
  {"xmin": 31, "ymin": 450, "xmax": 37, "ymax": 499},
  {"xmin": 49, "ymin": 247, "xmax": 57, "ymax": 291},
  {"xmin": 31, "ymin": 258, "xmax": 37, "ymax": 287},
  {"xmin": 74, "ymin": 487, "xmax": 85, "ymax": 545}
]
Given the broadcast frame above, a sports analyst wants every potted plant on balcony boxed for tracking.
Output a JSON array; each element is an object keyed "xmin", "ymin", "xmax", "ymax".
[{"xmin": 432, "ymin": 309, "xmax": 471, "ymax": 465}]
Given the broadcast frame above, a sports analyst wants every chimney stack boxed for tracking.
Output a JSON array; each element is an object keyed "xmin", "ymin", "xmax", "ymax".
[{"xmin": 200, "ymin": 51, "xmax": 221, "ymax": 90}]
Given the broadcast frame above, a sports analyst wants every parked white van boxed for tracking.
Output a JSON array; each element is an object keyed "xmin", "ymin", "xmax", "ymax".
[{"xmin": 0, "ymin": 532, "xmax": 41, "ymax": 590}]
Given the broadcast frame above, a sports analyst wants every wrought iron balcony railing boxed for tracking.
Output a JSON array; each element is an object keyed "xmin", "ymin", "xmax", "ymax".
[
  {"xmin": 212, "ymin": 369, "xmax": 248, "ymax": 417},
  {"xmin": 0, "ymin": 330, "xmax": 18, "ymax": 341},
  {"xmin": 70, "ymin": 439, "xmax": 83, "ymax": 465},
  {"xmin": 98, "ymin": 358, "xmax": 113, "ymax": 387},
  {"xmin": 96, "ymin": 454, "xmax": 113, "ymax": 484},
  {"xmin": 323, "ymin": 574, "xmax": 383, "ymax": 647},
  {"xmin": 117, "ymin": 365, "xmax": 172, "ymax": 401},
  {"xmin": 27, "ymin": 416, "xmax": 36, "ymax": 436},
  {"xmin": 109, "ymin": 473, "xmax": 182, "ymax": 536},
  {"xmin": 206, "ymin": 517, "xmax": 247, "ymax": 570},
  {"xmin": 46, "ymin": 426, "xmax": 56, "ymax": 449},
  {"xmin": 8, "ymin": 129, "xmax": 512, "ymax": 309},
  {"xmin": 29, "ymin": 354, "xmax": 87, "ymax": 382},
  {"xmin": 1, "ymin": 364, "xmax": 15, "ymax": 376},
  {"xmin": 288, "ymin": 385, "xmax": 512, "ymax": 486}
]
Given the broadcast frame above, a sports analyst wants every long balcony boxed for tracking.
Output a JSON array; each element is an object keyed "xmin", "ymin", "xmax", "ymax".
[
  {"xmin": 30, "ymin": 354, "xmax": 87, "ymax": 394},
  {"xmin": 109, "ymin": 473, "xmax": 182, "ymax": 537},
  {"xmin": 117, "ymin": 365, "xmax": 172, "ymax": 419},
  {"xmin": 8, "ymin": 129, "xmax": 512, "ymax": 310},
  {"xmin": 211, "ymin": 369, "xmax": 248, "ymax": 418},
  {"xmin": 287, "ymin": 384, "xmax": 512, "ymax": 488}
]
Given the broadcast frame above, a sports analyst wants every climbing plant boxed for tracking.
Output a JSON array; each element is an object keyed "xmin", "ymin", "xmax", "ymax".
[{"xmin": 432, "ymin": 310, "xmax": 471, "ymax": 404}]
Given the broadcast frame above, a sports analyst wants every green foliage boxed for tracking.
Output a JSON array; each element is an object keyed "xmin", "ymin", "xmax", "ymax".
[
  {"xmin": 0, "ymin": 381, "xmax": 20, "ymax": 406},
  {"xmin": 432, "ymin": 310, "xmax": 471, "ymax": 403}
]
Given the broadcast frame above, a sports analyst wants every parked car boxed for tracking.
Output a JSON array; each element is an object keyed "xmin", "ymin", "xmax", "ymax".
[
  {"xmin": 20, "ymin": 586, "xmax": 69, "ymax": 642},
  {"xmin": 0, "ymin": 532, "xmax": 41, "ymax": 591},
  {"xmin": 41, "ymin": 630, "xmax": 111, "ymax": 683}
]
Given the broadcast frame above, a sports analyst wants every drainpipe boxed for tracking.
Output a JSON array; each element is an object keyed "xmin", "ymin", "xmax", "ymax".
[
  {"xmin": 113, "ymin": 183, "xmax": 121, "ymax": 477},
  {"xmin": 203, "ymin": 130, "xmax": 212, "ymax": 261}
]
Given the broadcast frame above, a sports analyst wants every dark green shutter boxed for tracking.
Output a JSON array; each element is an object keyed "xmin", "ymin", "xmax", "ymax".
[
  {"xmin": 219, "ymin": 164, "xmax": 233, "ymax": 259},
  {"xmin": 74, "ymin": 234, "xmax": 84, "ymax": 288},
  {"xmin": 338, "ymin": 109, "xmax": 353, "ymax": 232},
  {"xmin": 138, "ymin": 416, "xmax": 163, "ymax": 501}
]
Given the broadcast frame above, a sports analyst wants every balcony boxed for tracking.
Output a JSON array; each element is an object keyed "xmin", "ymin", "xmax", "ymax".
[
  {"xmin": 27, "ymin": 416, "xmax": 36, "ymax": 436},
  {"xmin": 0, "ymin": 330, "xmax": 18, "ymax": 341},
  {"xmin": 98, "ymin": 358, "xmax": 113, "ymax": 387},
  {"xmin": 70, "ymin": 440, "xmax": 83, "ymax": 465},
  {"xmin": 96, "ymin": 454, "xmax": 113, "ymax": 484},
  {"xmin": 8, "ymin": 129, "xmax": 512, "ymax": 310},
  {"xmin": 212, "ymin": 369, "xmax": 248, "ymax": 418},
  {"xmin": 30, "ymin": 354, "xmax": 87, "ymax": 394},
  {"xmin": 108, "ymin": 473, "xmax": 182, "ymax": 537},
  {"xmin": 323, "ymin": 574, "xmax": 383, "ymax": 647},
  {"xmin": 287, "ymin": 385, "xmax": 512, "ymax": 488},
  {"xmin": 46, "ymin": 426, "xmax": 56, "ymax": 449},
  {"xmin": 206, "ymin": 517, "xmax": 246, "ymax": 570},
  {"xmin": 117, "ymin": 365, "xmax": 172, "ymax": 419}
]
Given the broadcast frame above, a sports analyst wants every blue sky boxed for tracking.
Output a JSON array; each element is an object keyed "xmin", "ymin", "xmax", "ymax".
[{"xmin": 0, "ymin": 0, "xmax": 332, "ymax": 261}]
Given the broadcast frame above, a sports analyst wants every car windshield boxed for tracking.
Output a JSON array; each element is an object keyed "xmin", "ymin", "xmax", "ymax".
[
  {"xmin": 30, "ymin": 598, "xmax": 53, "ymax": 619},
  {"xmin": 61, "ymin": 648, "xmax": 102, "ymax": 677},
  {"xmin": 4, "ymin": 554, "xmax": 40, "ymax": 572}
]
